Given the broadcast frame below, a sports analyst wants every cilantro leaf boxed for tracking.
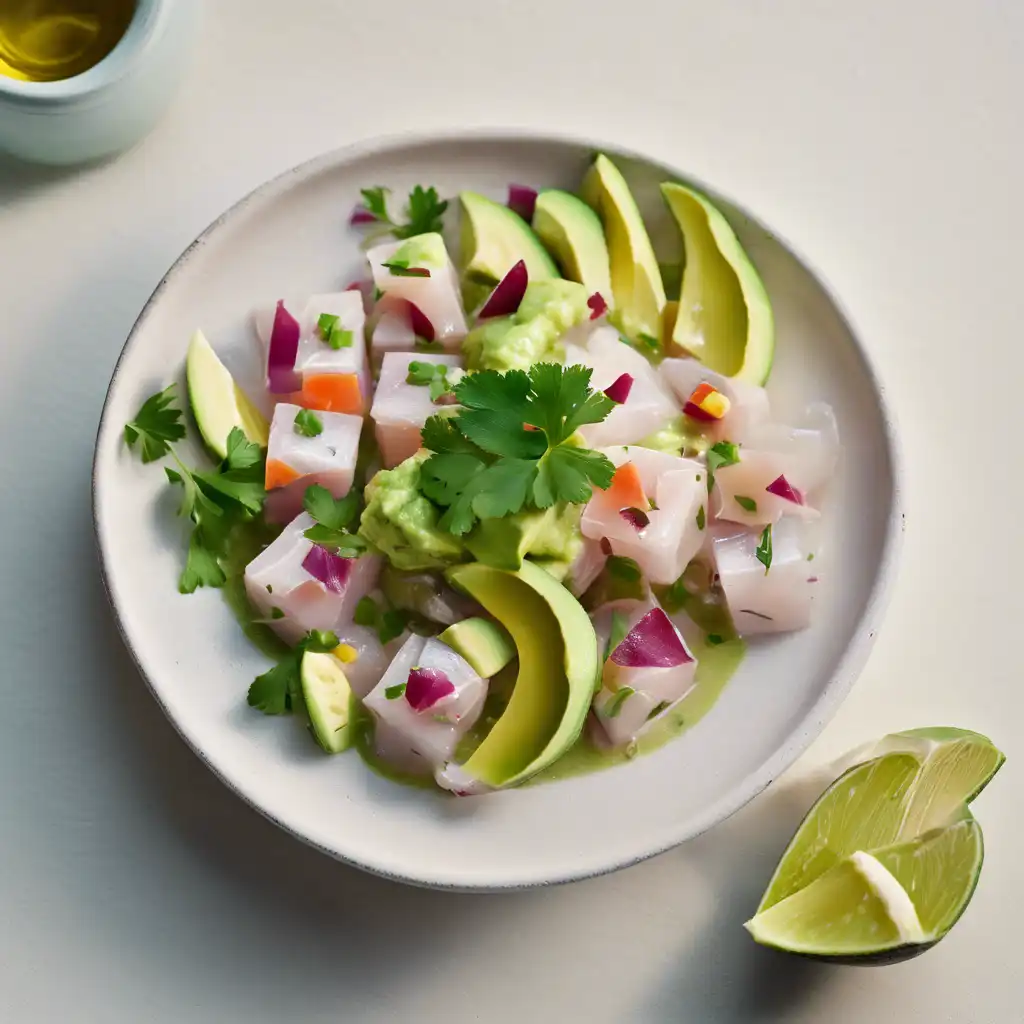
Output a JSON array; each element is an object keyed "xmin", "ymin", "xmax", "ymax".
[
  {"xmin": 385, "ymin": 683, "xmax": 407, "ymax": 700},
  {"xmin": 397, "ymin": 185, "xmax": 448, "ymax": 238},
  {"xmin": 294, "ymin": 409, "xmax": 323, "ymax": 438},
  {"xmin": 360, "ymin": 187, "xmax": 391, "ymax": 221},
  {"xmin": 756, "ymin": 525, "xmax": 773, "ymax": 573},
  {"xmin": 124, "ymin": 384, "xmax": 186, "ymax": 463},
  {"xmin": 696, "ymin": 505, "xmax": 706, "ymax": 530},
  {"xmin": 421, "ymin": 415, "xmax": 483, "ymax": 456},
  {"xmin": 471, "ymin": 459, "xmax": 537, "ymax": 520},
  {"xmin": 223, "ymin": 428, "xmax": 263, "ymax": 471},
  {"xmin": 735, "ymin": 495, "xmax": 757, "ymax": 513},
  {"xmin": 454, "ymin": 369, "xmax": 543, "ymax": 458},
  {"xmin": 179, "ymin": 525, "xmax": 227, "ymax": 594},
  {"xmin": 302, "ymin": 484, "xmax": 363, "ymax": 553},
  {"xmin": 246, "ymin": 630, "xmax": 340, "ymax": 715},
  {"xmin": 421, "ymin": 453, "xmax": 484, "ymax": 508},
  {"xmin": 534, "ymin": 446, "xmax": 614, "ymax": 508},
  {"xmin": 706, "ymin": 440, "xmax": 740, "ymax": 490}
]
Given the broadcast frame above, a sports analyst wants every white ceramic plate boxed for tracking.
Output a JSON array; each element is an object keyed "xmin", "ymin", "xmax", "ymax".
[{"xmin": 93, "ymin": 132, "xmax": 902, "ymax": 890}]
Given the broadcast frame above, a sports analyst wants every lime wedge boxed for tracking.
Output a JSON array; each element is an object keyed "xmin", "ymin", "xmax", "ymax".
[
  {"xmin": 757, "ymin": 727, "xmax": 1003, "ymax": 912},
  {"xmin": 746, "ymin": 818, "xmax": 984, "ymax": 958},
  {"xmin": 747, "ymin": 728, "xmax": 1003, "ymax": 958}
]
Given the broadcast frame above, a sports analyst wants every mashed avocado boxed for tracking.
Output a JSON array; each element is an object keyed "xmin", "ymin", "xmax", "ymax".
[
  {"xmin": 463, "ymin": 279, "xmax": 590, "ymax": 372},
  {"xmin": 465, "ymin": 503, "xmax": 583, "ymax": 571},
  {"xmin": 359, "ymin": 453, "xmax": 465, "ymax": 570},
  {"xmin": 637, "ymin": 416, "xmax": 709, "ymax": 455}
]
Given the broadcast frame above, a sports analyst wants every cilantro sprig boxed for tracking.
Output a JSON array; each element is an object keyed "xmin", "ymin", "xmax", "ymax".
[
  {"xmin": 302, "ymin": 485, "xmax": 366, "ymax": 557},
  {"xmin": 247, "ymin": 629, "xmax": 340, "ymax": 715},
  {"xmin": 419, "ymin": 363, "xmax": 616, "ymax": 536},
  {"xmin": 706, "ymin": 440, "xmax": 740, "ymax": 491},
  {"xmin": 356, "ymin": 185, "xmax": 449, "ymax": 241},
  {"xmin": 756, "ymin": 525, "xmax": 773, "ymax": 573},
  {"xmin": 124, "ymin": 384, "xmax": 186, "ymax": 462}
]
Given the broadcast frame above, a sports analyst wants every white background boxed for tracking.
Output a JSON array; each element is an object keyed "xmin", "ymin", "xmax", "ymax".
[{"xmin": 1, "ymin": 2, "xmax": 1020, "ymax": 1020}]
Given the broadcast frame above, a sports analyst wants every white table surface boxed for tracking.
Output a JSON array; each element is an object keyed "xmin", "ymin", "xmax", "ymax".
[{"xmin": 1, "ymin": 2, "xmax": 1020, "ymax": 1020}]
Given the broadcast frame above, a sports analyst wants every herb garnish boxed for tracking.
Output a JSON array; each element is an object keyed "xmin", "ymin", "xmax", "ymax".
[
  {"xmin": 696, "ymin": 505, "xmax": 706, "ymax": 531},
  {"xmin": 354, "ymin": 596, "xmax": 409, "ymax": 645},
  {"xmin": 406, "ymin": 361, "xmax": 453, "ymax": 402},
  {"xmin": 755, "ymin": 524, "xmax": 773, "ymax": 573},
  {"xmin": 302, "ymin": 484, "xmax": 365, "ymax": 556},
  {"xmin": 246, "ymin": 629, "xmax": 339, "ymax": 715},
  {"xmin": 706, "ymin": 440, "xmax": 740, "ymax": 491},
  {"xmin": 419, "ymin": 363, "xmax": 616, "ymax": 536},
  {"xmin": 356, "ymin": 185, "xmax": 449, "ymax": 241},
  {"xmin": 735, "ymin": 495, "xmax": 758, "ymax": 513},
  {"xmin": 385, "ymin": 683, "xmax": 407, "ymax": 700},
  {"xmin": 123, "ymin": 384, "xmax": 186, "ymax": 462},
  {"xmin": 294, "ymin": 409, "xmax": 323, "ymax": 437}
]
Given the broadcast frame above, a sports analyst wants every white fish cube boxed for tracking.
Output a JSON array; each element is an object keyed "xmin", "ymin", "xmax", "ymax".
[
  {"xmin": 367, "ymin": 233, "xmax": 468, "ymax": 350},
  {"xmin": 264, "ymin": 403, "xmax": 363, "ymax": 523},
  {"xmin": 590, "ymin": 596, "xmax": 697, "ymax": 747},
  {"xmin": 244, "ymin": 513, "xmax": 381, "ymax": 645},
  {"xmin": 712, "ymin": 448, "xmax": 821, "ymax": 528},
  {"xmin": 255, "ymin": 292, "xmax": 370, "ymax": 414},
  {"xmin": 565, "ymin": 326, "xmax": 678, "ymax": 447},
  {"xmin": 363, "ymin": 636, "xmax": 487, "ymax": 770},
  {"xmin": 710, "ymin": 518, "xmax": 820, "ymax": 636},
  {"xmin": 659, "ymin": 357, "xmax": 770, "ymax": 445},
  {"xmin": 370, "ymin": 351, "xmax": 463, "ymax": 468},
  {"xmin": 581, "ymin": 446, "xmax": 705, "ymax": 585}
]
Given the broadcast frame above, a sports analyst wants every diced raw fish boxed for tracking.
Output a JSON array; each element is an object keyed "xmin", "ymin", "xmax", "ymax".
[
  {"xmin": 712, "ymin": 448, "xmax": 822, "ymax": 528},
  {"xmin": 331, "ymin": 624, "xmax": 401, "ymax": 700},
  {"xmin": 370, "ymin": 351, "xmax": 462, "ymax": 468},
  {"xmin": 660, "ymin": 357, "xmax": 770, "ymax": 444},
  {"xmin": 367, "ymin": 233, "xmax": 468, "ymax": 349},
  {"xmin": 255, "ymin": 292, "xmax": 371, "ymax": 414},
  {"xmin": 710, "ymin": 518, "xmax": 820, "ymax": 636},
  {"xmin": 263, "ymin": 403, "xmax": 363, "ymax": 523},
  {"xmin": 742, "ymin": 402, "xmax": 840, "ymax": 498},
  {"xmin": 581, "ymin": 446, "xmax": 705, "ymax": 584},
  {"xmin": 590, "ymin": 596, "xmax": 698, "ymax": 747},
  {"xmin": 434, "ymin": 762, "xmax": 492, "ymax": 796},
  {"xmin": 363, "ymin": 636, "xmax": 487, "ymax": 770},
  {"xmin": 564, "ymin": 326, "xmax": 677, "ymax": 446},
  {"xmin": 243, "ymin": 513, "xmax": 381, "ymax": 645},
  {"xmin": 370, "ymin": 297, "xmax": 419, "ymax": 360},
  {"xmin": 566, "ymin": 537, "xmax": 608, "ymax": 597}
]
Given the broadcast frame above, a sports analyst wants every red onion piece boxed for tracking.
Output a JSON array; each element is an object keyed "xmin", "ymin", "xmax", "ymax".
[
  {"xmin": 507, "ymin": 184, "xmax": 538, "ymax": 222},
  {"xmin": 619, "ymin": 506, "xmax": 650, "ymax": 530},
  {"xmin": 407, "ymin": 300, "xmax": 436, "ymax": 342},
  {"xmin": 766, "ymin": 474, "xmax": 804, "ymax": 505},
  {"xmin": 610, "ymin": 609, "xmax": 693, "ymax": 668},
  {"xmin": 603, "ymin": 373, "xmax": 634, "ymax": 404},
  {"xmin": 267, "ymin": 300, "xmax": 302, "ymax": 394},
  {"xmin": 301, "ymin": 545, "xmax": 352, "ymax": 594},
  {"xmin": 405, "ymin": 667, "xmax": 456, "ymax": 712},
  {"xmin": 350, "ymin": 205, "xmax": 378, "ymax": 226},
  {"xmin": 683, "ymin": 401, "xmax": 717, "ymax": 423},
  {"xmin": 587, "ymin": 292, "xmax": 608, "ymax": 320},
  {"xmin": 478, "ymin": 260, "xmax": 528, "ymax": 319}
]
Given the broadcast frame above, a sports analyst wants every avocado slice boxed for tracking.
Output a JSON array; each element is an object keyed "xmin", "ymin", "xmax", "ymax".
[
  {"xmin": 439, "ymin": 618, "xmax": 516, "ymax": 678},
  {"xmin": 301, "ymin": 651, "xmax": 354, "ymax": 754},
  {"xmin": 533, "ymin": 189, "xmax": 613, "ymax": 299},
  {"xmin": 581, "ymin": 155, "xmax": 666, "ymax": 345},
  {"xmin": 660, "ymin": 182, "xmax": 775, "ymax": 384},
  {"xmin": 186, "ymin": 329, "xmax": 269, "ymax": 458},
  {"xmin": 447, "ymin": 560, "xmax": 599, "ymax": 787},
  {"xmin": 459, "ymin": 191, "xmax": 558, "ymax": 291}
]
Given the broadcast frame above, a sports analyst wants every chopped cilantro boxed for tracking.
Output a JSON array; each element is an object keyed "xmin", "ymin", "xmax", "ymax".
[
  {"xmin": 382, "ymin": 259, "xmax": 431, "ymax": 278},
  {"xmin": 756, "ymin": 524, "xmax": 773, "ymax": 573},
  {"xmin": 302, "ymin": 484, "xmax": 365, "ymax": 555},
  {"xmin": 294, "ymin": 409, "xmax": 323, "ymax": 437},
  {"xmin": 647, "ymin": 700, "xmax": 672, "ymax": 721},
  {"xmin": 706, "ymin": 440, "xmax": 740, "ymax": 490},
  {"xmin": 807, "ymin": 553, "xmax": 815, "ymax": 562},
  {"xmin": 419, "ymin": 364, "xmax": 616, "ymax": 536},
  {"xmin": 124, "ymin": 384, "xmax": 186, "ymax": 463},
  {"xmin": 354, "ymin": 595, "xmax": 408, "ymax": 645},
  {"xmin": 605, "ymin": 610, "xmax": 630, "ymax": 660},
  {"xmin": 696, "ymin": 505, "xmax": 706, "ymax": 531},
  {"xmin": 407, "ymin": 360, "xmax": 452, "ymax": 402},
  {"xmin": 735, "ymin": 495, "xmax": 757, "ymax": 513},
  {"xmin": 605, "ymin": 686, "xmax": 635, "ymax": 719},
  {"xmin": 271, "ymin": 607, "xmax": 285, "ymax": 620},
  {"xmin": 356, "ymin": 185, "xmax": 448, "ymax": 241},
  {"xmin": 385, "ymin": 683, "xmax": 407, "ymax": 700}
]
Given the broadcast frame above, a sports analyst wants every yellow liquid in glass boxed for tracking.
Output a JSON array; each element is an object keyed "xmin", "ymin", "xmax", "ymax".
[{"xmin": 0, "ymin": 0, "xmax": 136, "ymax": 82}]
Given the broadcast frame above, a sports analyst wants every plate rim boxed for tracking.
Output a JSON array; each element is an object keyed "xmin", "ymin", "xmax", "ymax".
[{"xmin": 91, "ymin": 128, "xmax": 905, "ymax": 891}]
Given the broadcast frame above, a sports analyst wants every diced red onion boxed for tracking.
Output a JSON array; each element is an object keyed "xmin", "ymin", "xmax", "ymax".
[
  {"xmin": 587, "ymin": 292, "xmax": 608, "ymax": 320},
  {"xmin": 507, "ymin": 184, "xmax": 538, "ymax": 222},
  {"xmin": 683, "ymin": 401, "xmax": 716, "ymax": 423},
  {"xmin": 350, "ymin": 205, "xmax": 378, "ymax": 226},
  {"xmin": 807, "ymin": 576, "xmax": 819, "ymax": 583},
  {"xmin": 407, "ymin": 300, "xmax": 436, "ymax": 342},
  {"xmin": 478, "ymin": 259, "xmax": 528, "ymax": 319},
  {"xmin": 267, "ymin": 300, "xmax": 302, "ymax": 394},
  {"xmin": 610, "ymin": 609, "xmax": 693, "ymax": 668},
  {"xmin": 766, "ymin": 474, "xmax": 804, "ymax": 505},
  {"xmin": 604, "ymin": 373, "xmax": 634, "ymax": 404},
  {"xmin": 619, "ymin": 506, "xmax": 650, "ymax": 530},
  {"xmin": 405, "ymin": 667, "xmax": 456, "ymax": 712},
  {"xmin": 301, "ymin": 545, "xmax": 352, "ymax": 594}
]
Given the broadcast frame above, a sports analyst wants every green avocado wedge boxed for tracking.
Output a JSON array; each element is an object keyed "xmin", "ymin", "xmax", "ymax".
[
  {"xmin": 581, "ymin": 154, "xmax": 666, "ymax": 345},
  {"xmin": 446, "ymin": 560, "xmax": 599, "ymax": 788},
  {"xmin": 660, "ymin": 182, "xmax": 774, "ymax": 384},
  {"xmin": 532, "ymin": 189, "xmax": 613, "ymax": 300},
  {"xmin": 458, "ymin": 191, "xmax": 558, "ymax": 290},
  {"xmin": 186, "ymin": 329, "xmax": 269, "ymax": 458},
  {"xmin": 439, "ymin": 618, "xmax": 516, "ymax": 679}
]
